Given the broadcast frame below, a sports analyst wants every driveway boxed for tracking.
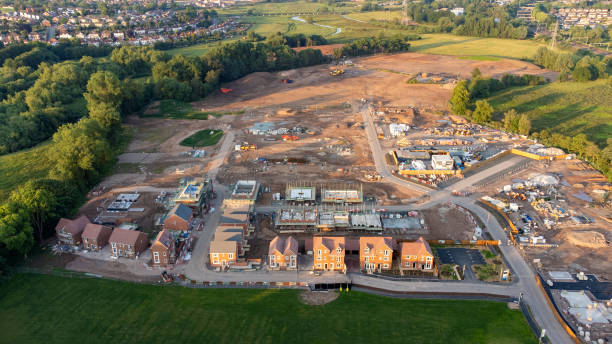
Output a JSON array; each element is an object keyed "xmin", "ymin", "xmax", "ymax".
[{"xmin": 436, "ymin": 248, "xmax": 485, "ymax": 281}]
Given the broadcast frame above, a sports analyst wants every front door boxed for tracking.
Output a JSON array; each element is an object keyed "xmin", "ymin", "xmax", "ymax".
[{"xmin": 324, "ymin": 263, "xmax": 328, "ymax": 270}]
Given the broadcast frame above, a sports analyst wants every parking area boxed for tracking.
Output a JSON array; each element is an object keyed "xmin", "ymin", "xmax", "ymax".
[{"xmin": 436, "ymin": 248, "xmax": 485, "ymax": 281}]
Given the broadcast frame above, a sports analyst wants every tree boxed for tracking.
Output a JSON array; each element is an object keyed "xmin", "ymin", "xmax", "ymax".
[
  {"xmin": 84, "ymin": 71, "xmax": 123, "ymax": 130},
  {"xmin": 518, "ymin": 114, "xmax": 531, "ymax": 136},
  {"xmin": 572, "ymin": 66, "xmax": 594, "ymax": 82},
  {"xmin": 472, "ymin": 100, "xmax": 493, "ymax": 124},
  {"xmin": 503, "ymin": 109, "xmax": 519, "ymax": 133},
  {"xmin": 0, "ymin": 202, "xmax": 34, "ymax": 256},
  {"xmin": 449, "ymin": 80, "xmax": 470, "ymax": 116},
  {"xmin": 471, "ymin": 67, "xmax": 482, "ymax": 78},
  {"xmin": 9, "ymin": 181, "xmax": 57, "ymax": 243}
]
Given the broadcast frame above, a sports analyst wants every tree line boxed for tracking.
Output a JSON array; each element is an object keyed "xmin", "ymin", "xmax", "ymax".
[
  {"xmin": 534, "ymin": 47, "xmax": 612, "ymax": 82},
  {"xmin": 449, "ymin": 69, "xmax": 612, "ymax": 181}
]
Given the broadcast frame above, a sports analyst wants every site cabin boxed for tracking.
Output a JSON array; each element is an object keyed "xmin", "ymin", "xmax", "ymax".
[
  {"xmin": 360, "ymin": 237, "xmax": 395, "ymax": 273},
  {"xmin": 109, "ymin": 228, "xmax": 149, "ymax": 259},
  {"xmin": 151, "ymin": 229, "xmax": 175, "ymax": 267},
  {"xmin": 55, "ymin": 215, "xmax": 91, "ymax": 247},
  {"xmin": 400, "ymin": 237, "xmax": 435, "ymax": 274},
  {"xmin": 268, "ymin": 236, "xmax": 298, "ymax": 270},
  {"xmin": 81, "ymin": 224, "xmax": 113, "ymax": 251},
  {"xmin": 209, "ymin": 240, "xmax": 237, "ymax": 268},
  {"xmin": 313, "ymin": 236, "xmax": 346, "ymax": 272},
  {"xmin": 163, "ymin": 203, "xmax": 193, "ymax": 231}
]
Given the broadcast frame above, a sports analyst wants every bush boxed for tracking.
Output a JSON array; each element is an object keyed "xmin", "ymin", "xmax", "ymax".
[{"xmin": 572, "ymin": 66, "xmax": 594, "ymax": 82}]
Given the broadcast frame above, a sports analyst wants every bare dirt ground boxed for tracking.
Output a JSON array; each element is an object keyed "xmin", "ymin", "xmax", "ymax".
[
  {"xmin": 299, "ymin": 290, "xmax": 339, "ymax": 305},
  {"xmin": 421, "ymin": 203, "xmax": 478, "ymax": 241},
  {"xmin": 66, "ymin": 256, "xmax": 160, "ymax": 283}
]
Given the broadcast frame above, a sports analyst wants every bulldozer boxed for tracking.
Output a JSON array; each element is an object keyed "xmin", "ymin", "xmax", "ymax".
[{"xmin": 330, "ymin": 69, "xmax": 344, "ymax": 76}]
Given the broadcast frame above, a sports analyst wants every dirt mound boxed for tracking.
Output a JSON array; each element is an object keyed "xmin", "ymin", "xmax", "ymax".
[
  {"xmin": 566, "ymin": 230, "xmax": 608, "ymax": 248},
  {"xmin": 299, "ymin": 290, "xmax": 339, "ymax": 305}
]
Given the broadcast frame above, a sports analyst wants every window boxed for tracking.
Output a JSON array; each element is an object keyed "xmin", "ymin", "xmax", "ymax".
[
  {"xmin": 213, "ymin": 259, "xmax": 219, "ymax": 265},
  {"xmin": 364, "ymin": 256, "xmax": 369, "ymax": 262},
  {"xmin": 317, "ymin": 255, "xmax": 322, "ymax": 260},
  {"xmin": 153, "ymin": 252, "xmax": 160, "ymax": 263},
  {"xmin": 316, "ymin": 263, "xmax": 321, "ymax": 268},
  {"xmin": 212, "ymin": 253, "xmax": 218, "ymax": 258},
  {"xmin": 318, "ymin": 249, "xmax": 322, "ymax": 255},
  {"xmin": 425, "ymin": 262, "xmax": 432, "ymax": 269},
  {"xmin": 383, "ymin": 264, "xmax": 389, "ymax": 268},
  {"xmin": 364, "ymin": 247, "xmax": 369, "ymax": 254},
  {"xmin": 270, "ymin": 256, "xmax": 275, "ymax": 262},
  {"xmin": 163, "ymin": 252, "xmax": 166, "ymax": 256},
  {"xmin": 330, "ymin": 263, "xmax": 334, "ymax": 269},
  {"xmin": 336, "ymin": 247, "xmax": 342, "ymax": 254},
  {"xmin": 384, "ymin": 257, "xmax": 389, "ymax": 261},
  {"xmin": 228, "ymin": 253, "xmax": 234, "ymax": 259},
  {"xmin": 384, "ymin": 250, "xmax": 389, "ymax": 256},
  {"xmin": 112, "ymin": 242, "xmax": 116, "ymax": 248},
  {"xmin": 426, "ymin": 257, "xmax": 432, "ymax": 261},
  {"xmin": 336, "ymin": 256, "xmax": 340, "ymax": 262},
  {"xmin": 285, "ymin": 256, "xmax": 288, "ymax": 261},
  {"xmin": 291, "ymin": 261, "xmax": 296, "ymax": 268}
]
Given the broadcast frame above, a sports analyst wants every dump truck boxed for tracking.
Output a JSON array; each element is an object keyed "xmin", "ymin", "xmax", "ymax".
[{"xmin": 330, "ymin": 69, "xmax": 344, "ymax": 76}]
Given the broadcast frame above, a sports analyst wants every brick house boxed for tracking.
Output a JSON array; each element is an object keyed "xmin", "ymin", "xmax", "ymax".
[
  {"xmin": 55, "ymin": 215, "xmax": 91, "ymax": 246},
  {"xmin": 400, "ymin": 237, "xmax": 434, "ymax": 274},
  {"xmin": 209, "ymin": 240, "xmax": 237, "ymax": 268},
  {"xmin": 360, "ymin": 236, "xmax": 395, "ymax": 273},
  {"xmin": 81, "ymin": 224, "xmax": 113, "ymax": 251},
  {"xmin": 109, "ymin": 228, "xmax": 149, "ymax": 259},
  {"xmin": 268, "ymin": 236, "xmax": 298, "ymax": 270},
  {"xmin": 163, "ymin": 203, "xmax": 193, "ymax": 231},
  {"xmin": 313, "ymin": 236, "xmax": 345, "ymax": 272},
  {"xmin": 151, "ymin": 229, "xmax": 175, "ymax": 267}
]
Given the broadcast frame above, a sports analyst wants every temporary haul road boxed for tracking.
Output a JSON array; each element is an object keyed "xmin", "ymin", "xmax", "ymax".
[{"xmin": 179, "ymin": 102, "xmax": 571, "ymax": 344}]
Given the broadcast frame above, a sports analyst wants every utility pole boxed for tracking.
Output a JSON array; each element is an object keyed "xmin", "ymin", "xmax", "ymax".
[{"xmin": 550, "ymin": 21, "xmax": 558, "ymax": 49}]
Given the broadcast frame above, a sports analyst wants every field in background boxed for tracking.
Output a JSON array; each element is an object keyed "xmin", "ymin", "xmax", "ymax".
[
  {"xmin": 0, "ymin": 274, "xmax": 537, "ymax": 344},
  {"xmin": 488, "ymin": 79, "xmax": 612, "ymax": 146},
  {"xmin": 0, "ymin": 143, "xmax": 53, "ymax": 199},
  {"xmin": 141, "ymin": 100, "xmax": 243, "ymax": 120},
  {"xmin": 180, "ymin": 129, "xmax": 224, "ymax": 147}
]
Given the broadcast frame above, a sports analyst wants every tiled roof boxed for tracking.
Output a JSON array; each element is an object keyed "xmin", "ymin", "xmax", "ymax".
[
  {"xmin": 81, "ymin": 223, "xmax": 112, "ymax": 240},
  {"xmin": 168, "ymin": 203, "xmax": 192, "ymax": 222},
  {"xmin": 400, "ymin": 237, "xmax": 433, "ymax": 257},
  {"xmin": 55, "ymin": 215, "xmax": 90, "ymax": 235},
  {"xmin": 109, "ymin": 228, "xmax": 146, "ymax": 245},
  {"xmin": 269, "ymin": 236, "xmax": 298, "ymax": 256}
]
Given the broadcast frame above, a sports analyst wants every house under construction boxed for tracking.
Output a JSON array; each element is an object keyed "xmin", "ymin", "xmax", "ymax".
[
  {"xmin": 285, "ymin": 182, "xmax": 316, "ymax": 204},
  {"xmin": 321, "ymin": 183, "xmax": 363, "ymax": 204},
  {"xmin": 223, "ymin": 180, "xmax": 260, "ymax": 207},
  {"xmin": 275, "ymin": 204, "xmax": 383, "ymax": 233}
]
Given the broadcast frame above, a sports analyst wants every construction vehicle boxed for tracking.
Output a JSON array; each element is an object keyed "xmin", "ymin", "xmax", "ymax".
[
  {"xmin": 280, "ymin": 79, "xmax": 293, "ymax": 84},
  {"xmin": 282, "ymin": 135, "xmax": 298, "ymax": 141},
  {"xmin": 161, "ymin": 271, "xmax": 173, "ymax": 283},
  {"xmin": 240, "ymin": 143, "xmax": 257, "ymax": 151},
  {"xmin": 330, "ymin": 69, "xmax": 344, "ymax": 76},
  {"xmin": 220, "ymin": 88, "xmax": 233, "ymax": 94}
]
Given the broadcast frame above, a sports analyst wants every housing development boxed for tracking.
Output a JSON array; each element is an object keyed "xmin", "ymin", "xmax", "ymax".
[{"xmin": 0, "ymin": 0, "xmax": 611, "ymax": 343}]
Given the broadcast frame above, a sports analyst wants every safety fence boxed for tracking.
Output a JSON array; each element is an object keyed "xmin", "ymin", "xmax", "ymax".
[{"xmin": 534, "ymin": 273, "xmax": 581, "ymax": 344}]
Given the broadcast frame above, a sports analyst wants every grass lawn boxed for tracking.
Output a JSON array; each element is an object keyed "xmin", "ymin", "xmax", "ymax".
[
  {"xmin": 180, "ymin": 129, "xmax": 223, "ymax": 147},
  {"xmin": 0, "ymin": 143, "xmax": 53, "ymax": 200},
  {"xmin": 0, "ymin": 273, "xmax": 537, "ymax": 344},
  {"xmin": 142, "ymin": 99, "xmax": 243, "ymax": 120},
  {"xmin": 488, "ymin": 80, "xmax": 612, "ymax": 147},
  {"xmin": 410, "ymin": 34, "xmax": 549, "ymax": 60},
  {"xmin": 167, "ymin": 37, "xmax": 241, "ymax": 57}
]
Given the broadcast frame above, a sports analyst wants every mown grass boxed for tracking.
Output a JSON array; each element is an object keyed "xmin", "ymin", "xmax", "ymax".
[
  {"xmin": 180, "ymin": 129, "xmax": 224, "ymax": 147},
  {"xmin": 0, "ymin": 273, "xmax": 537, "ymax": 344},
  {"xmin": 0, "ymin": 143, "xmax": 53, "ymax": 200},
  {"xmin": 488, "ymin": 80, "xmax": 612, "ymax": 147},
  {"xmin": 142, "ymin": 99, "xmax": 243, "ymax": 120}
]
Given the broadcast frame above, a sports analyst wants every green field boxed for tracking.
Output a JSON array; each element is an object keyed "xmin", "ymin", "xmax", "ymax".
[
  {"xmin": 0, "ymin": 143, "xmax": 53, "ymax": 200},
  {"xmin": 180, "ymin": 129, "xmax": 224, "ymax": 147},
  {"xmin": 142, "ymin": 100, "xmax": 242, "ymax": 120},
  {"xmin": 217, "ymin": 0, "xmax": 351, "ymax": 15},
  {"xmin": 488, "ymin": 80, "xmax": 612, "ymax": 146},
  {"xmin": 0, "ymin": 273, "xmax": 537, "ymax": 344}
]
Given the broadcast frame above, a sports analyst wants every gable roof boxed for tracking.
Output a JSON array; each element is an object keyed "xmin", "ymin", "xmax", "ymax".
[
  {"xmin": 55, "ymin": 215, "xmax": 91, "ymax": 235},
  {"xmin": 81, "ymin": 223, "xmax": 112, "ymax": 241},
  {"xmin": 314, "ymin": 236, "xmax": 345, "ymax": 252},
  {"xmin": 360, "ymin": 237, "xmax": 395, "ymax": 253},
  {"xmin": 153, "ymin": 229, "xmax": 172, "ymax": 249},
  {"xmin": 210, "ymin": 239, "xmax": 237, "ymax": 253},
  {"xmin": 400, "ymin": 237, "xmax": 433, "ymax": 257},
  {"xmin": 168, "ymin": 203, "xmax": 192, "ymax": 222},
  {"xmin": 109, "ymin": 228, "xmax": 146, "ymax": 245},
  {"xmin": 269, "ymin": 236, "xmax": 298, "ymax": 256}
]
